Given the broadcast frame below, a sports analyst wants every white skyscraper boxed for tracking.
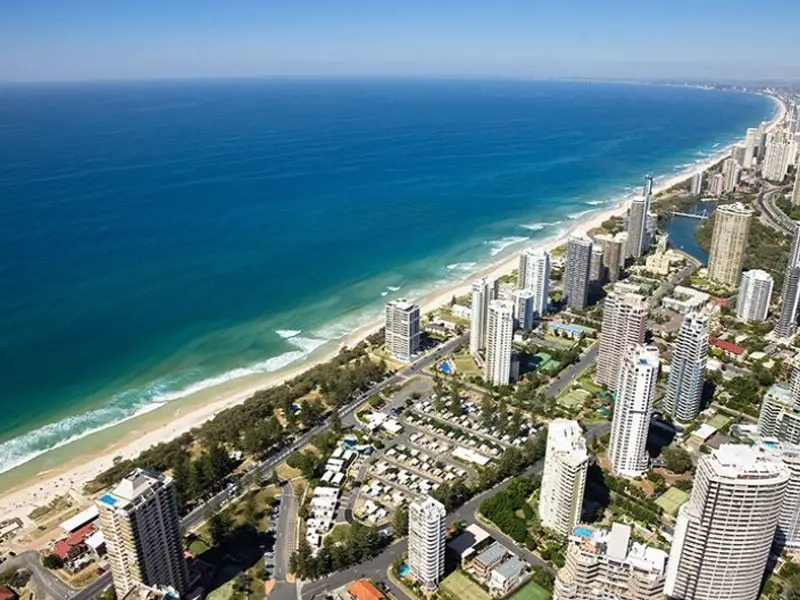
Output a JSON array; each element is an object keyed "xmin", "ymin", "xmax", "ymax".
[
  {"xmin": 665, "ymin": 445, "xmax": 789, "ymax": 600},
  {"xmin": 539, "ymin": 419, "xmax": 589, "ymax": 536},
  {"xmin": 709, "ymin": 172, "xmax": 724, "ymax": 196},
  {"xmin": 408, "ymin": 496, "xmax": 446, "ymax": 592},
  {"xmin": 793, "ymin": 172, "xmax": 800, "ymax": 206},
  {"xmin": 97, "ymin": 469, "xmax": 189, "ymax": 598},
  {"xmin": 664, "ymin": 312, "xmax": 709, "ymax": 423},
  {"xmin": 469, "ymin": 277, "xmax": 492, "ymax": 355},
  {"xmin": 706, "ymin": 202, "xmax": 752, "ymax": 288},
  {"xmin": 625, "ymin": 176, "xmax": 653, "ymax": 258},
  {"xmin": 595, "ymin": 292, "xmax": 648, "ymax": 391},
  {"xmin": 512, "ymin": 288, "xmax": 535, "ymax": 330},
  {"xmin": 765, "ymin": 442, "xmax": 800, "ymax": 551},
  {"xmin": 737, "ymin": 269, "xmax": 774, "ymax": 323},
  {"xmin": 517, "ymin": 248, "xmax": 550, "ymax": 317},
  {"xmin": 721, "ymin": 157, "xmax": 740, "ymax": 193},
  {"xmin": 776, "ymin": 225, "xmax": 800, "ymax": 338},
  {"xmin": 763, "ymin": 129, "xmax": 794, "ymax": 182},
  {"xmin": 744, "ymin": 127, "xmax": 760, "ymax": 169},
  {"xmin": 608, "ymin": 345, "xmax": 659, "ymax": 478},
  {"xmin": 384, "ymin": 299, "xmax": 420, "ymax": 362},
  {"xmin": 484, "ymin": 299, "xmax": 514, "ymax": 386},
  {"xmin": 564, "ymin": 236, "xmax": 592, "ymax": 310},
  {"xmin": 690, "ymin": 171, "xmax": 704, "ymax": 196}
]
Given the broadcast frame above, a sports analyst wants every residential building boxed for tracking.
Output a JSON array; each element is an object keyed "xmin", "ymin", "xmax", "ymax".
[
  {"xmin": 408, "ymin": 496, "xmax": 447, "ymax": 592},
  {"xmin": 690, "ymin": 170, "xmax": 704, "ymax": 195},
  {"xmin": 663, "ymin": 312, "xmax": 709, "ymax": 422},
  {"xmin": 469, "ymin": 543, "xmax": 508, "ymax": 581},
  {"xmin": 709, "ymin": 172, "xmax": 724, "ymax": 196},
  {"xmin": 608, "ymin": 345, "xmax": 659, "ymax": 478},
  {"xmin": 721, "ymin": 157, "xmax": 740, "ymax": 193},
  {"xmin": 763, "ymin": 128, "xmax": 794, "ymax": 182},
  {"xmin": 595, "ymin": 292, "xmax": 648, "ymax": 391},
  {"xmin": 665, "ymin": 445, "xmax": 789, "ymax": 600},
  {"xmin": 731, "ymin": 143, "xmax": 746, "ymax": 166},
  {"xmin": 661, "ymin": 285, "xmax": 710, "ymax": 314},
  {"xmin": 97, "ymin": 469, "xmax": 188, "ymax": 598},
  {"xmin": 488, "ymin": 557, "xmax": 529, "ymax": 597},
  {"xmin": 744, "ymin": 127, "xmax": 760, "ymax": 168},
  {"xmin": 706, "ymin": 202, "xmax": 752, "ymax": 287},
  {"xmin": 517, "ymin": 248, "xmax": 550, "ymax": 317},
  {"xmin": 554, "ymin": 523, "xmax": 668, "ymax": 600},
  {"xmin": 757, "ymin": 383, "xmax": 800, "ymax": 445},
  {"xmin": 589, "ymin": 245, "xmax": 605, "ymax": 284},
  {"xmin": 794, "ymin": 172, "xmax": 800, "ymax": 206},
  {"xmin": 347, "ymin": 580, "xmax": 385, "ymax": 600},
  {"xmin": 470, "ymin": 278, "xmax": 492, "ymax": 354},
  {"xmin": 564, "ymin": 236, "xmax": 592, "ymax": 310},
  {"xmin": 625, "ymin": 176, "xmax": 653, "ymax": 258},
  {"xmin": 484, "ymin": 300, "xmax": 514, "ymax": 385},
  {"xmin": 512, "ymin": 288, "xmax": 535, "ymax": 330},
  {"xmin": 384, "ymin": 299, "xmax": 420, "ymax": 362},
  {"xmin": 775, "ymin": 225, "xmax": 800, "ymax": 338},
  {"xmin": 760, "ymin": 442, "xmax": 800, "ymax": 550},
  {"xmin": 539, "ymin": 420, "xmax": 589, "ymax": 535},
  {"xmin": 594, "ymin": 233, "xmax": 625, "ymax": 282},
  {"xmin": 737, "ymin": 269, "xmax": 773, "ymax": 322}
]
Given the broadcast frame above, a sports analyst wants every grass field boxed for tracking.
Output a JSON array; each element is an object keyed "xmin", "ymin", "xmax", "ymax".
[
  {"xmin": 579, "ymin": 378, "xmax": 603, "ymax": 394},
  {"xmin": 558, "ymin": 389, "xmax": 591, "ymax": 408},
  {"xmin": 707, "ymin": 414, "xmax": 732, "ymax": 430},
  {"xmin": 655, "ymin": 487, "xmax": 690, "ymax": 516},
  {"xmin": 509, "ymin": 581, "xmax": 552, "ymax": 600},
  {"xmin": 440, "ymin": 570, "xmax": 491, "ymax": 600},
  {"xmin": 453, "ymin": 354, "xmax": 481, "ymax": 377}
]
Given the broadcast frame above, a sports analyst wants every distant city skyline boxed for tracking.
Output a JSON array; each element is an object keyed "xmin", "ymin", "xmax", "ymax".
[{"xmin": 3, "ymin": 1, "xmax": 800, "ymax": 83}]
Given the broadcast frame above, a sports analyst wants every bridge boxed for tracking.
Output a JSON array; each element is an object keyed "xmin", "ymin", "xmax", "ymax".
[{"xmin": 671, "ymin": 209, "xmax": 709, "ymax": 220}]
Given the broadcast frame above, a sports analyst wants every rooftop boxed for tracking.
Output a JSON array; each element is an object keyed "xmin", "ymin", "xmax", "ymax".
[
  {"xmin": 100, "ymin": 468, "xmax": 169, "ymax": 510},
  {"xmin": 493, "ymin": 556, "xmax": 527, "ymax": 579},
  {"xmin": 474, "ymin": 542, "xmax": 508, "ymax": 567},
  {"xmin": 570, "ymin": 523, "xmax": 667, "ymax": 574},
  {"xmin": 347, "ymin": 580, "xmax": 385, "ymax": 600},
  {"xmin": 710, "ymin": 444, "xmax": 789, "ymax": 479},
  {"xmin": 387, "ymin": 298, "xmax": 417, "ymax": 312}
]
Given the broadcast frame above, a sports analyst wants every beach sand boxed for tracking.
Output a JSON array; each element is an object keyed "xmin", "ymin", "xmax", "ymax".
[{"xmin": 0, "ymin": 94, "xmax": 786, "ymax": 531}]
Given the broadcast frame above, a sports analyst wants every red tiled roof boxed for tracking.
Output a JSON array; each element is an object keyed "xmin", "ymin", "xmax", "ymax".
[
  {"xmin": 347, "ymin": 580, "xmax": 384, "ymax": 600},
  {"xmin": 709, "ymin": 336, "xmax": 745, "ymax": 355},
  {"xmin": 0, "ymin": 586, "xmax": 18, "ymax": 600},
  {"xmin": 53, "ymin": 523, "xmax": 96, "ymax": 560},
  {"xmin": 712, "ymin": 297, "xmax": 728, "ymax": 306}
]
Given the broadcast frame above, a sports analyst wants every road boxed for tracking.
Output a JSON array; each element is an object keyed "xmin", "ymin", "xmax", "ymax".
[
  {"xmin": 544, "ymin": 343, "xmax": 598, "ymax": 399},
  {"xmin": 0, "ymin": 550, "xmax": 76, "ymax": 600},
  {"xmin": 273, "ymin": 482, "xmax": 299, "ymax": 581},
  {"xmin": 757, "ymin": 184, "xmax": 794, "ymax": 235}
]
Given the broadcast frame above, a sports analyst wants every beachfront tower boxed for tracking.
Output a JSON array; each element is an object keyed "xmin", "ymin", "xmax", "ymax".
[
  {"xmin": 564, "ymin": 236, "xmax": 592, "ymax": 310},
  {"xmin": 776, "ymin": 225, "xmax": 800, "ymax": 339},
  {"xmin": 97, "ymin": 469, "xmax": 189, "ymax": 598},
  {"xmin": 539, "ymin": 419, "xmax": 588, "ymax": 536},
  {"xmin": 484, "ymin": 299, "xmax": 514, "ymax": 386},
  {"xmin": 763, "ymin": 128, "xmax": 794, "ymax": 183},
  {"xmin": 408, "ymin": 496, "xmax": 446, "ymax": 592},
  {"xmin": 625, "ymin": 176, "xmax": 653, "ymax": 258},
  {"xmin": 469, "ymin": 277, "xmax": 492, "ymax": 355},
  {"xmin": 744, "ymin": 127, "xmax": 760, "ymax": 169},
  {"xmin": 512, "ymin": 288, "xmax": 536, "ymax": 330},
  {"xmin": 594, "ymin": 233, "xmax": 624, "ymax": 282},
  {"xmin": 721, "ymin": 158, "xmax": 741, "ymax": 193},
  {"xmin": 384, "ymin": 299, "xmax": 420, "ymax": 362},
  {"xmin": 608, "ymin": 344, "xmax": 659, "ymax": 479},
  {"xmin": 663, "ymin": 312, "xmax": 709, "ymax": 422},
  {"xmin": 665, "ymin": 445, "xmax": 789, "ymax": 600},
  {"xmin": 690, "ymin": 171, "xmax": 704, "ymax": 196},
  {"xmin": 517, "ymin": 248, "xmax": 550, "ymax": 317},
  {"xmin": 706, "ymin": 202, "xmax": 752, "ymax": 288},
  {"xmin": 737, "ymin": 269, "xmax": 774, "ymax": 323},
  {"xmin": 595, "ymin": 292, "xmax": 648, "ymax": 391}
]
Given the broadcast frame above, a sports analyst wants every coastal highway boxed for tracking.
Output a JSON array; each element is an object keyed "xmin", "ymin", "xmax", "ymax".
[{"xmin": 757, "ymin": 184, "xmax": 794, "ymax": 235}]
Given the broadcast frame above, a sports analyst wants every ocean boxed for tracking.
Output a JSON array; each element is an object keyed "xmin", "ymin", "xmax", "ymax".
[{"xmin": 0, "ymin": 79, "xmax": 774, "ymax": 475}]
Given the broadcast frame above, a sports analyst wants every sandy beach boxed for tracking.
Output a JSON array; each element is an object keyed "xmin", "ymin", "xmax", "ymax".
[{"xmin": 0, "ymin": 93, "xmax": 786, "ymax": 531}]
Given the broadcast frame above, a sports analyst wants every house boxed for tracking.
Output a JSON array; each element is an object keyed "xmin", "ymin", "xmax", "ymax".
[
  {"xmin": 488, "ymin": 557, "xmax": 529, "ymax": 597},
  {"xmin": 53, "ymin": 522, "xmax": 96, "ymax": 561},
  {"xmin": 469, "ymin": 543, "xmax": 508, "ymax": 581},
  {"xmin": 347, "ymin": 579, "xmax": 385, "ymax": 600},
  {"xmin": 709, "ymin": 336, "xmax": 746, "ymax": 358},
  {"xmin": 448, "ymin": 524, "xmax": 492, "ymax": 564}
]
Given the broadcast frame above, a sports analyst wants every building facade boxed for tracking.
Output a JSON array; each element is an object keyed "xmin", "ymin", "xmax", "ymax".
[
  {"xmin": 97, "ymin": 469, "xmax": 189, "ymax": 598},
  {"xmin": 757, "ymin": 383, "xmax": 800, "ymax": 445},
  {"xmin": 775, "ymin": 225, "xmax": 800, "ymax": 339},
  {"xmin": 595, "ymin": 292, "xmax": 648, "ymax": 391},
  {"xmin": 469, "ymin": 278, "xmax": 492, "ymax": 354},
  {"xmin": 564, "ymin": 236, "xmax": 592, "ymax": 310},
  {"xmin": 665, "ymin": 445, "xmax": 789, "ymax": 600},
  {"xmin": 608, "ymin": 345, "xmax": 659, "ymax": 478},
  {"xmin": 663, "ymin": 312, "xmax": 709, "ymax": 422},
  {"xmin": 690, "ymin": 171, "xmax": 704, "ymax": 195},
  {"xmin": 594, "ymin": 233, "xmax": 625, "ymax": 282},
  {"xmin": 484, "ymin": 299, "xmax": 514, "ymax": 386},
  {"xmin": 512, "ymin": 288, "xmax": 535, "ymax": 331},
  {"xmin": 706, "ymin": 202, "xmax": 752, "ymax": 287},
  {"xmin": 625, "ymin": 177, "xmax": 653, "ymax": 258},
  {"xmin": 408, "ymin": 496, "xmax": 447, "ymax": 592},
  {"xmin": 744, "ymin": 127, "xmax": 760, "ymax": 169},
  {"xmin": 384, "ymin": 299, "xmax": 421, "ymax": 362},
  {"xmin": 794, "ymin": 172, "xmax": 800, "ymax": 206},
  {"xmin": 721, "ymin": 157, "xmax": 741, "ymax": 193},
  {"xmin": 763, "ymin": 128, "xmax": 795, "ymax": 182},
  {"xmin": 736, "ymin": 269, "xmax": 773, "ymax": 323},
  {"xmin": 539, "ymin": 420, "xmax": 589, "ymax": 536},
  {"xmin": 518, "ymin": 248, "xmax": 551, "ymax": 317}
]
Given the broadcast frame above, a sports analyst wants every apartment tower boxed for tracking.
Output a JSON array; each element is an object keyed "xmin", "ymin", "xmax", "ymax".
[
  {"xmin": 736, "ymin": 269, "xmax": 774, "ymax": 323},
  {"xmin": 663, "ymin": 312, "xmax": 709, "ymax": 422},
  {"xmin": 97, "ymin": 469, "xmax": 189, "ymax": 598},
  {"xmin": 595, "ymin": 292, "xmax": 648, "ymax": 391},
  {"xmin": 469, "ymin": 277, "xmax": 492, "ymax": 354},
  {"xmin": 665, "ymin": 445, "xmax": 789, "ymax": 600},
  {"xmin": 517, "ymin": 248, "xmax": 551, "ymax": 317},
  {"xmin": 512, "ymin": 288, "xmax": 535, "ymax": 330},
  {"xmin": 776, "ymin": 225, "xmax": 800, "ymax": 338},
  {"xmin": 384, "ymin": 299, "xmax": 421, "ymax": 362},
  {"xmin": 625, "ymin": 176, "xmax": 653, "ymax": 258},
  {"xmin": 706, "ymin": 202, "xmax": 752, "ymax": 287},
  {"xmin": 408, "ymin": 496, "xmax": 447, "ymax": 592},
  {"xmin": 564, "ymin": 236, "xmax": 592, "ymax": 310},
  {"xmin": 484, "ymin": 299, "xmax": 514, "ymax": 386},
  {"xmin": 594, "ymin": 233, "xmax": 624, "ymax": 282}
]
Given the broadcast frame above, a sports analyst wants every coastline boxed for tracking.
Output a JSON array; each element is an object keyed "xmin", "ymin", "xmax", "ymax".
[{"xmin": 0, "ymin": 92, "xmax": 786, "ymax": 525}]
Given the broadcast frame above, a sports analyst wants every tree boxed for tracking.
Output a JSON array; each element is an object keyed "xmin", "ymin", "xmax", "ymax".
[
  {"xmin": 662, "ymin": 446, "xmax": 693, "ymax": 474},
  {"xmin": 42, "ymin": 554, "xmax": 64, "ymax": 570},
  {"xmin": 331, "ymin": 409, "xmax": 342, "ymax": 434},
  {"xmin": 207, "ymin": 508, "xmax": 233, "ymax": 547},
  {"xmin": 392, "ymin": 507, "xmax": 409, "ymax": 537}
]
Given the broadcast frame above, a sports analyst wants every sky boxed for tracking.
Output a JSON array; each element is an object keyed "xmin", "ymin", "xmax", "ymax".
[{"xmin": 2, "ymin": 0, "xmax": 800, "ymax": 83}]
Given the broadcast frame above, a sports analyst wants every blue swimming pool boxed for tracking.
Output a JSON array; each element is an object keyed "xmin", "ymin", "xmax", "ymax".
[{"xmin": 399, "ymin": 564, "xmax": 411, "ymax": 577}]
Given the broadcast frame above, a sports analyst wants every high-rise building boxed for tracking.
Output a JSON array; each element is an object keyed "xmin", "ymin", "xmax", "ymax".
[
  {"xmin": 721, "ymin": 157, "xmax": 741, "ymax": 193},
  {"xmin": 763, "ymin": 128, "xmax": 794, "ymax": 182},
  {"xmin": 517, "ymin": 248, "xmax": 550, "ymax": 317},
  {"xmin": 706, "ymin": 202, "xmax": 752, "ymax": 287},
  {"xmin": 731, "ymin": 143, "xmax": 746, "ymax": 166},
  {"xmin": 564, "ymin": 236, "xmax": 592, "ymax": 310},
  {"xmin": 625, "ymin": 176, "xmax": 653, "ymax": 258},
  {"xmin": 665, "ymin": 445, "xmax": 789, "ymax": 600},
  {"xmin": 690, "ymin": 171, "xmax": 704, "ymax": 196},
  {"xmin": 608, "ymin": 345, "xmax": 659, "ymax": 478},
  {"xmin": 554, "ymin": 523, "xmax": 668, "ymax": 600},
  {"xmin": 757, "ymin": 383, "xmax": 800, "ymax": 444},
  {"xmin": 793, "ymin": 172, "xmax": 800, "ymax": 206},
  {"xmin": 484, "ymin": 299, "xmax": 514, "ymax": 386},
  {"xmin": 539, "ymin": 420, "xmax": 589, "ymax": 535},
  {"xmin": 744, "ymin": 127, "xmax": 760, "ymax": 169},
  {"xmin": 594, "ymin": 233, "xmax": 624, "ymax": 282},
  {"xmin": 709, "ymin": 172, "xmax": 725, "ymax": 196},
  {"xmin": 595, "ymin": 292, "xmax": 648, "ymax": 391},
  {"xmin": 408, "ymin": 496, "xmax": 446, "ymax": 592},
  {"xmin": 469, "ymin": 278, "xmax": 492, "ymax": 354},
  {"xmin": 512, "ymin": 288, "xmax": 535, "ymax": 330},
  {"xmin": 97, "ymin": 469, "xmax": 189, "ymax": 598},
  {"xmin": 384, "ymin": 299, "xmax": 420, "ymax": 362},
  {"xmin": 663, "ymin": 312, "xmax": 709, "ymax": 422},
  {"xmin": 736, "ymin": 269, "xmax": 773, "ymax": 323},
  {"xmin": 775, "ymin": 225, "xmax": 800, "ymax": 338},
  {"xmin": 758, "ymin": 442, "xmax": 800, "ymax": 551},
  {"xmin": 589, "ymin": 245, "xmax": 605, "ymax": 284}
]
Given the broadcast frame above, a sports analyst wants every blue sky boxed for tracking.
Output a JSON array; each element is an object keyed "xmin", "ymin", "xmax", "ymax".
[{"xmin": 2, "ymin": 0, "xmax": 800, "ymax": 82}]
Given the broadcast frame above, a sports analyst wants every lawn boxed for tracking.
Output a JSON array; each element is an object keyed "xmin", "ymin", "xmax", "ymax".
[
  {"xmin": 440, "ymin": 570, "xmax": 491, "ymax": 600},
  {"xmin": 558, "ymin": 389, "xmax": 591, "ymax": 408},
  {"xmin": 453, "ymin": 354, "xmax": 481, "ymax": 377},
  {"xmin": 509, "ymin": 581, "xmax": 552, "ymax": 600},
  {"xmin": 707, "ymin": 414, "xmax": 732, "ymax": 430},
  {"xmin": 655, "ymin": 487, "xmax": 690, "ymax": 516},
  {"xmin": 326, "ymin": 523, "xmax": 352, "ymax": 544},
  {"xmin": 579, "ymin": 379, "xmax": 603, "ymax": 395}
]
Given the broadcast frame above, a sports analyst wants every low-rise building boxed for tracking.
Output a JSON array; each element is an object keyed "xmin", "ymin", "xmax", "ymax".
[
  {"xmin": 469, "ymin": 542, "xmax": 508, "ymax": 582},
  {"xmin": 548, "ymin": 322, "xmax": 586, "ymax": 340},
  {"xmin": 347, "ymin": 579, "xmax": 385, "ymax": 600},
  {"xmin": 661, "ymin": 286, "xmax": 711, "ymax": 314},
  {"xmin": 488, "ymin": 556, "xmax": 529, "ymax": 598}
]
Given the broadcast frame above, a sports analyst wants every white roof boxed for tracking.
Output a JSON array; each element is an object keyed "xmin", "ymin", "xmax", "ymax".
[
  {"xmin": 691, "ymin": 424, "xmax": 717, "ymax": 441},
  {"xmin": 85, "ymin": 531, "xmax": 105, "ymax": 550},
  {"xmin": 452, "ymin": 446, "xmax": 491, "ymax": 466},
  {"xmin": 60, "ymin": 506, "xmax": 99, "ymax": 533}
]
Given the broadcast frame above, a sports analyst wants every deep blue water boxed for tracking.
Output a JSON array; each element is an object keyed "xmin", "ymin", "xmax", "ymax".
[{"xmin": 0, "ymin": 79, "xmax": 774, "ymax": 473}]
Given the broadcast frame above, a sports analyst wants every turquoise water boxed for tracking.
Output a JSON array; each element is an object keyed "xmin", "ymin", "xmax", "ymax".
[{"xmin": 0, "ymin": 79, "xmax": 775, "ymax": 473}]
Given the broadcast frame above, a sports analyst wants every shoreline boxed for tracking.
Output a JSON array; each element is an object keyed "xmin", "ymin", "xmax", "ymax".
[{"xmin": 0, "ymin": 93, "xmax": 785, "ymax": 526}]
